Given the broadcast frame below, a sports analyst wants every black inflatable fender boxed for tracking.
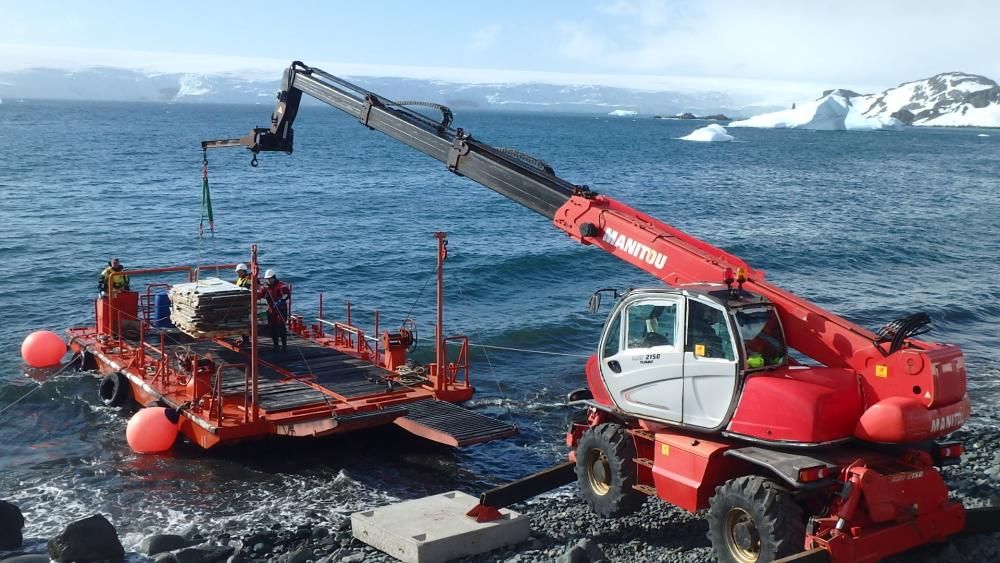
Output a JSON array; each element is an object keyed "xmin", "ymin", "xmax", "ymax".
[{"xmin": 98, "ymin": 372, "xmax": 130, "ymax": 407}]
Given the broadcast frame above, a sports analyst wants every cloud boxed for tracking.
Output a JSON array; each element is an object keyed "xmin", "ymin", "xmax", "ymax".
[
  {"xmin": 596, "ymin": 0, "xmax": 686, "ymax": 28},
  {"xmin": 0, "ymin": 41, "xmax": 838, "ymax": 105},
  {"xmin": 555, "ymin": 0, "xmax": 1000, "ymax": 92},
  {"xmin": 469, "ymin": 24, "xmax": 502, "ymax": 52}
]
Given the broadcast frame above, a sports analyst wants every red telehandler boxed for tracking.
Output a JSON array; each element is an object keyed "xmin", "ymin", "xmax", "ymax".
[{"xmin": 203, "ymin": 62, "xmax": 1000, "ymax": 563}]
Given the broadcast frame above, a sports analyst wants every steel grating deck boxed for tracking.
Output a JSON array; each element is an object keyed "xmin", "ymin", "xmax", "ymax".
[
  {"xmin": 396, "ymin": 399, "xmax": 518, "ymax": 447},
  {"xmin": 127, "ymin": 330, "xmax": 517, "ymax": 446},
  {"xmin": 139, "ymin": 331, "xmax": 396, "ymax": 412}
]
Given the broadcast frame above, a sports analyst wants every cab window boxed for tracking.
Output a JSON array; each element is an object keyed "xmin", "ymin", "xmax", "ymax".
[
  {"xmin": 603, "ymin": 313, "xmax": 621, "ymax": 357},
  {"xmin": 625, "ymin": 302, "xmax": 676, "ymax": 349},
  {"xmin": 686, "ymin": 300, "xmax": 735, "ymax": 361},
  {"xmin": 734, "ymin": 307, "xmax": 786, "ymax": 368}
]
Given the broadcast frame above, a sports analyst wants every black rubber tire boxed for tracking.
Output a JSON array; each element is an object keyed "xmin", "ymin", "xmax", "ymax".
[
  {"xmin": 98, "ymin": 372, "xmax": 130, "ymax": 407},
  {"xmin": 78, "ymin": 351, "xmax": 98, "ymax": 371},
  {"xmin": 575, "ymin": 422, "xmax": 645, "ymax": 517},
  {"xmin": 707, "ymin": 475, "xmax": 806, "ymax": 563}
]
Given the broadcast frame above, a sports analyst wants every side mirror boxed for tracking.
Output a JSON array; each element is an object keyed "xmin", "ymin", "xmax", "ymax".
[
  {"xmin": 587, "ymin": 288, "xmax": 621, "ymax": 314},
  {"xmin": 587, "ymin": 292, "xmax": 601, "ymax": 315}
]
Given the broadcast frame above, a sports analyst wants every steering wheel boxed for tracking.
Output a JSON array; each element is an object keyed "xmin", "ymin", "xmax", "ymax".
[{"xmin": 642, "ymin": 333, "xmax": 670, "ymax": 347}]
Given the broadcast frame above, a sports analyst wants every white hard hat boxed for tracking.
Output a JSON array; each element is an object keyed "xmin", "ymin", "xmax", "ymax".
[
  {"xmin": 235, "ymin": 263, "xmax": 248, "ymax": 273},
  {"xmin": 264, "ymin": 269, "xmax": 275, "ymax": 279}
]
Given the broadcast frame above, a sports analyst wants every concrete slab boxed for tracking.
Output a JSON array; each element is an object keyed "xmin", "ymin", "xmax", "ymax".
[{"xmin": 351, "ymin": 491, "xmax": 529, "ymax": 563}]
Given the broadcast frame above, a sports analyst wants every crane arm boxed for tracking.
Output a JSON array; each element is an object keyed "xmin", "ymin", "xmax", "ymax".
[
  {"xmin": 202, "ymin": 62, "xmax": 577, "ymax": 218},
  {"xmin": 202, "ymin": 62, "xmax": 967, "ymax": 411}
]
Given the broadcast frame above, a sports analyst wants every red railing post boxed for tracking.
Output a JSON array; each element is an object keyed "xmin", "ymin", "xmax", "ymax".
[
  {"xmin": 318, "ymin": 292, "xmax": 325, "ymax": 336},
  {"xmin": 434, "ymin": 232, "xmax": 448, "ymax": 392},
  {"xmin": 374, "ymin": 309, "xmax": 380, "ymax": 363},
  {"xmin": 249, "ymin": 245, "xmax": 260, "ymax": 423}
]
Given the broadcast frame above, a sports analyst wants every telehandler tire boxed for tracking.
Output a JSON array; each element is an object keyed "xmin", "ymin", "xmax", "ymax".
[
  {"xmin": 575, "ymin": 422, "xmax": 644, "ymax": 517},
  {"xmin": 707, "ymin": 475, "xmax": 806, "ymax": 563}
]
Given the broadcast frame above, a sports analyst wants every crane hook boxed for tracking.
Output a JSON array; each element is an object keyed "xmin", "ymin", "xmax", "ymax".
[{"xmin": 250, "ymin": 154, "xmax": 259, "ymax": 168}]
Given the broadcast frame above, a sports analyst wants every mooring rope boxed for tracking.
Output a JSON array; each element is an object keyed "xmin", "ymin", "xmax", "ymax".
[
  {"xmin": 342, "ymin": 323, "xmax": 589, "ymax": 358},
  {"xmin": 0, "ymin": 354, "xmax": 82, "ymax": 418},
  {"xmin": 460, "ymin": 343, "xmax": 589, "ymax": 358},
  {"xmin": 447, "ymin": 270, "xmax": 515, "ymax": 424}
]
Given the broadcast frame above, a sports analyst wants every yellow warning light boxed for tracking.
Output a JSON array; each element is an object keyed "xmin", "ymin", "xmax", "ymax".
[
  {"xmin": 876, "ymin": 365, "xmax": 889, "ymax": 378},
  {"xmin": 695, "ymin": 344, "xmax": 706, "ymax": 357},
  {"xmin": 661, "ymin": 444, "xmax": 670, "ymax": 456}
]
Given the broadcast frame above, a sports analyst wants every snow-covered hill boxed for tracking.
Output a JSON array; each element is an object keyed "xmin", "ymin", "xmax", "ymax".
[
  {"xmin": 732, "ymin": 72, "xmax": 1000, "ymax": 130},
  {"xmin": 857, "ymin": 72, "xmax": 1000, "ymax": 127}
]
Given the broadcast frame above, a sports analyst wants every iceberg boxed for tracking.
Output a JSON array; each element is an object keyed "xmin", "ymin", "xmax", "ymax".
[
  {"xmin": 608, "ymin": 109, "xmax": 638, "ymax": 117},
  {"xmin": 678, "ymin": 124, "xmax": 734, "ymax": 142},
  {"xmin": 729, "ymin": 93, "xmax": 903, "ymax": 131}
]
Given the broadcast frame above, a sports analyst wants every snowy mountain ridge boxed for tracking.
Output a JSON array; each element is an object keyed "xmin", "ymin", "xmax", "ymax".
[
  {"xmin": 856, "ymin": 72, "xmax": 1000, "ymax": 127},
  {"xmin": 730, "ymin": 72, "xmax": 1000, "ymax": 129}
]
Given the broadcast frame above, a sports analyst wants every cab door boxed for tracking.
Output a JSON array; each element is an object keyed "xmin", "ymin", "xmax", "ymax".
[
  {"xmin": 599, "ymin": 295, "xmax": 686, "ymax": 423},
  {"xmin": 682, "ymin": 298, "xmax": 740, "ymax": 429}
]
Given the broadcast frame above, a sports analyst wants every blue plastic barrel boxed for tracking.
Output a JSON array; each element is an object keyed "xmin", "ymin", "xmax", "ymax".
[{"xmin": 154, "ymin": 293, "xmax": 174, "ymax": 328}]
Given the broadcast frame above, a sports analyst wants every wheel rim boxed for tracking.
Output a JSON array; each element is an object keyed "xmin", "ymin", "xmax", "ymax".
[
  {"xmin": 585, "ymin": 447, "xmax": 612, "ymax": 496},
  {"xmin": 723, "ymin": 507, "xmax": 760, "ymax": 563}
]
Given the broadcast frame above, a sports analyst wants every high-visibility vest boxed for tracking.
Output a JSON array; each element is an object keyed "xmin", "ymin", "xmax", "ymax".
[
  {"xmin": 100, "ymin": 267, "xmax": 130, "ymax": 292},
  {"xmin": 235, "ymin": 275, "xmax": 252, "ymax": 289}
]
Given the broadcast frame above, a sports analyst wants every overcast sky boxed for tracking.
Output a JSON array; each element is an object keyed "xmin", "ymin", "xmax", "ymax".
[{"xmin": 1, "ymin": 0, "xmax": 997, "ymax": 104}]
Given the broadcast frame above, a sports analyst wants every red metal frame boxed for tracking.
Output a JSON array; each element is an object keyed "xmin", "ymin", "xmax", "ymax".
[
  {"xmin": 68, "ymin": 240, "xmax": 475, "ymax": 449},
  {"xmin": 564, "ymin": 409, "xmax": 967, "ymax": 562}
]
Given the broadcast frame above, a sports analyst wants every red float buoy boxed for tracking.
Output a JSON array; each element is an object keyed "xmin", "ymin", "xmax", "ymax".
[
  {"xmin": 21, "ymin": 330, "xmax": 68, "ymax": 368},
  {"xmin": 126, "ymin": 407, "xmax": 180, "ymax": 454}
]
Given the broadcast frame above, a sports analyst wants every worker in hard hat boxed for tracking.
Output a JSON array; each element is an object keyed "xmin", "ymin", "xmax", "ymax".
[
  {"xmin": 234, "ymin": 263, "xmax": 252, "ymax": 289},
  {"xmin": 259, "ymin": 269, "xmax": 290, "ymax": 352},
  {"xmin": 98, "ymin": 258, "xmax": 131, "ymax": 296}
]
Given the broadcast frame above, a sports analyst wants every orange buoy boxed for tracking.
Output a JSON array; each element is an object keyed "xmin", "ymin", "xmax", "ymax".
[
  {"xmin": 21, "ymin": 330, "xmax": 68, "ymax": 368},
  {"xmin": 126, "ymin": 407, "xmax": 180, "ymax": 454}
]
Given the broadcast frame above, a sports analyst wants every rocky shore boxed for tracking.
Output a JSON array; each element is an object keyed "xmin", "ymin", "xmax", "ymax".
[{"xmin": 3, "ymin": 424, "xmax": 999, "ymax": 563}]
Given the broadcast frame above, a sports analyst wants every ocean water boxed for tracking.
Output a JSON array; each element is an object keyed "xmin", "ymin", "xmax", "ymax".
[{"xmin": 1, "ymin": 100, "xmax": 998, "ymax": 542}]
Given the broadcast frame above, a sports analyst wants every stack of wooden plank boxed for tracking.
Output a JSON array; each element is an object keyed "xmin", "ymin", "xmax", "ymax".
[{"xmin": 169, "ymin": 277, "xmax": 251, "ymax": 338}]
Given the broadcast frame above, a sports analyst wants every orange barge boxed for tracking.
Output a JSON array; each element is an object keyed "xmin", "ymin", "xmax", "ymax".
[{"xmin": 67, "ymin": 234, "xmax": 516, "ymax": 449}]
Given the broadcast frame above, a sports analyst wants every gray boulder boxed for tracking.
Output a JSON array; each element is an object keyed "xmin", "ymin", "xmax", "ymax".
[
  {"xmin": 556, "ymin": 544, "xmax": 585, "ymax": 563},
  {"xmin": 0, "ymin": 556, "xmax": 51, "ymax": 563},
  {"xmin": 578, "ymin": 538, "xmax": 607, "ymax": 561},
  {"xmin": 193, "ymin": 545, "xmax": 235, "ymax": 563},
  {"xmin": 178, "ymin": 524, "xmax": 201, "ymax": 540},
  {"xmin": 273, "ymin": 548, "xmax": 313, "ymax": 563},
  {"xmin": 173, "ymin": 548, "xmax": 206, "ymax": 563},
  {"xmin": 47, "ymin": 514, "xmax": 124, "ymax": 562},
  {"xmin": 556, "ymin": 539, "xmax": 607, "ymax": 563},
  {"xmin": 172, "ymin": 545, "xmax": 234, "ymax": 563},
  {"xmin": 0, "ymin": 500, "xmax": 25, "ymax": 550},
  {"xmin": 140, "ymin": 534, "xmax": 199, "ymax": 556},
  {"xmin": 153, "ymin": 553, "xmax": 180, "ymax": 563}
]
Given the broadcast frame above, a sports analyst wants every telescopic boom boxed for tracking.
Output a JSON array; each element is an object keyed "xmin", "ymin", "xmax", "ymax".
[{"xmin": 204, "ymin": 61, "xmax": 969, "ymax": 441}]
